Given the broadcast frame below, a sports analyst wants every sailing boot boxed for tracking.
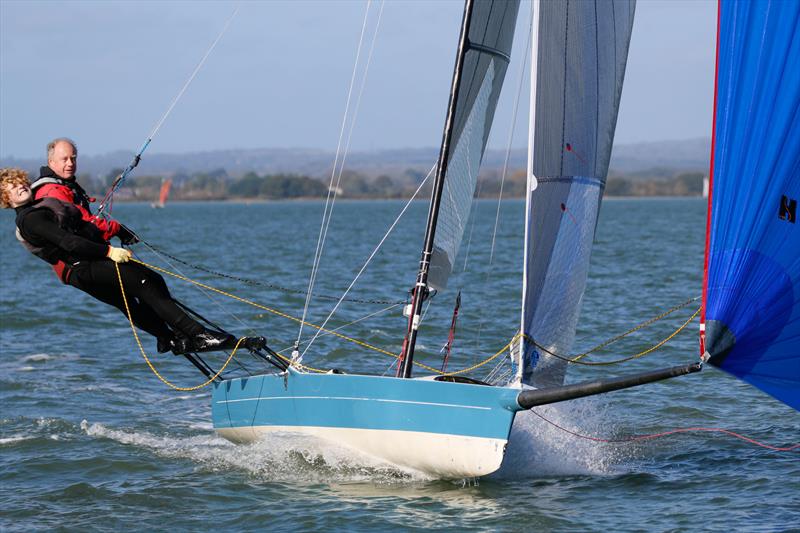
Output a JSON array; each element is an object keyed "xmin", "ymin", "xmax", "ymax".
[
  {"xmin": 188, "ymin": 329, "xmax": 237, "ymax": 353},
  {"xmin": 170, "ymin": 336, "xmax": 191, "ymax": 355},
  {"xmin": 157, "ymin": 336, "xmax": 173, "ymax": 354}
]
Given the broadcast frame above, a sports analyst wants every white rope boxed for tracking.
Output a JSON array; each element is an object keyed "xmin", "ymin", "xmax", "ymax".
[
  {"xmin": 297, "ymin": 0, "xmax": 375, "ymax": 349},
  {"xmin": 301, "ymin": 163, "xmax": 435, "ymax": 357}
]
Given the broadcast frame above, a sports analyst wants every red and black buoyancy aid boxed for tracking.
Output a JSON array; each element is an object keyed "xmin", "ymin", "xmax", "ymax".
[
  {"xmin": 31, "ymin": 167, "xmax": 94, "ymax": 211},
  {"xmin": 15, "ymin": 198, "xmax": 106, "ymax": 283}
]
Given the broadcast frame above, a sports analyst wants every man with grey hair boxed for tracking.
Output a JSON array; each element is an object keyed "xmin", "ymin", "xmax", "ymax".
[{"xmin": 31, "ymin": 138, "xmax": 137, "ymax": 282}]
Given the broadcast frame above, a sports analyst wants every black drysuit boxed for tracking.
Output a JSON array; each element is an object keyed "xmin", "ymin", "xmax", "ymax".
[{"xmin": 15, "ymin": 198, "xmax": 204, "ymax": 342}]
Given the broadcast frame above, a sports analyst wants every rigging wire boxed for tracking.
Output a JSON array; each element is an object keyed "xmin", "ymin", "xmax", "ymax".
[
  {"xmin": 136, "ymin": 240, "xmax": 259, "ymax": 339},
  {"xmin": 97, "ymin": 4, "xmax": 240, "ymax": 216},
  {"xmin": 490, "ymin": 14, "xmax": 532, "ymax": 268},
  {"xmin": 473, "ymin": 15, "xmax": 533, "ymax": 363},
  {"xmin": 329, "ymin": 0, "xmax": 386, "ymax": 199},
  {"xmin": 272, "ymin": 301, "xmax": 402, "ymax": 356},
  {"xmin": 300, "ymin": 163, "xmax": 435, "ymax": 358},
  {"xmin": 297, "ymin": 0, "xmax": 378, "ymax": 349},
  {"xmin": 137, "ymin": 240, "xmax": 404, "ymax": 305},
  {"xmin": 127, "ymin": 256, "xmax": 704, "ymax": 378}
]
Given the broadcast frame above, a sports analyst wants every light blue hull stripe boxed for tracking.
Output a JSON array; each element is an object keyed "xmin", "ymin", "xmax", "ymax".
[{"xmin": 212, "ymin": 371, "xmax": 521, "ymax": 441}]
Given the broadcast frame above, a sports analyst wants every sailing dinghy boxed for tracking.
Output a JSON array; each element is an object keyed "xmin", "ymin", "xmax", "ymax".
[
  {"xmin": 151, "ymin": 178, "xmax": 172, "ymax": 209},
  {"xmin": 210, "ymin": 0, "xmax": 701, "ymax": 479}
]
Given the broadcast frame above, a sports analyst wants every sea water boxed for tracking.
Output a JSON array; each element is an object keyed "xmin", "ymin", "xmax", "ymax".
[{"xmin": 1, "ymin": 198, "xmax": 797, "ymax": 531}]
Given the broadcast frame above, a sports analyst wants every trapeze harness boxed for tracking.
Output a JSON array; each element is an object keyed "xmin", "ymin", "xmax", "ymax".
[{"xmin": 15, "ymin": 197, "xmax": 104, "ymax": 284}]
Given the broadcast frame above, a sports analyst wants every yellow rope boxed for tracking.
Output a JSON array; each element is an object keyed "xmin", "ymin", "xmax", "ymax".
[
  {"xmin": 131, "ymin": 258, "xmax": 444, "ymax": 375},
  {"xmin": 440, "ymin": 332, "xmax": 522, "ymax": 376},
  {"xmin": 127, "ymin": 258, "xmax": 699, "ymax": 381},
  {"xmin": 568, "ymin": 295, "xmax": 699, "ymax": 362},
  {"xmin": 115, "ymin": 262, "xmax": 244, "ymax": 391},
  {"xmin": 529, "ymin": 306, "xmax": 701, "ymax": 366}
]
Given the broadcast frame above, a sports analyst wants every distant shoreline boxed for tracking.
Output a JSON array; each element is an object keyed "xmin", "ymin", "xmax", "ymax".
[{"xmin": 106, "ymin": 194, "xmax": 707, "ymax": 206}]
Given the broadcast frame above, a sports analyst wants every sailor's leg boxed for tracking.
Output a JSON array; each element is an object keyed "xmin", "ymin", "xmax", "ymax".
[
  {"xmin": 79, "ymin": 260, "xmax": 236, "ymax": 353},
  {"xmin": 67, "ymin": 262, "xmax": 174, "ymax": 340},
  {"xmin": 91, "ymin": 261, "xmax": 206, "ymax": 337}
]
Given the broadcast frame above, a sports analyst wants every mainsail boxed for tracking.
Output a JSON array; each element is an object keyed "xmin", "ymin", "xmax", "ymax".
[
  {"xmin": 427, "ymin": 0, "xmax": 521, "ymax": 291},
  {"xmin": 517, "ymin": 0, "xmax": 636, "ymax": 387},
  {"xmin": 702, "ymin": 0, "xmax": 800, "ymax": 410},
  {"xmin": 401, "ymin": 0, "xmax": 520, "ymax": 376}
]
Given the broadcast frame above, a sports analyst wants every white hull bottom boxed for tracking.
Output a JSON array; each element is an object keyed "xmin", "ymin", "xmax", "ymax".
[{"xmin": 217, "ymin": 425, "xmax": 508, "ymax": 479}]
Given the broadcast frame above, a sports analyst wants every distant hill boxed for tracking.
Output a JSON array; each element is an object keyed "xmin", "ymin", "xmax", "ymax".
[
  {"xmin": 608, "ymin": 138, "xmax": 711, "ymax": 174},
  {"xmin": 1, "ymin": 138, "xmax": 711, "ymax": 180}
]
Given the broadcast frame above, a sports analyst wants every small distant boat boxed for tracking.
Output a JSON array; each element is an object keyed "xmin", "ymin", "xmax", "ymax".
[{"xmin": 151, "ymin": 178, "xmax": 172, "ymax": 208}]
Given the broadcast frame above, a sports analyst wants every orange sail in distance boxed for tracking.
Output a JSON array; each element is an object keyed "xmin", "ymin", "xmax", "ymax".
[{"xmin": 152, "ymin": 179, "xmax": 172, "ymax": 208}]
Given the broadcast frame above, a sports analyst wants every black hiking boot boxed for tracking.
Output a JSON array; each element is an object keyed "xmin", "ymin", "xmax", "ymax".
[
  {"xmin": 171, "ymin": 336, "xmax": 191, "ymax": 355},
  {"xmin": 157, "ymin": 337, "xmax": 173, "ymax": 354},
  {"xmin": 242, "ymin": 336, "xmax": 267, "ymax": 351},
  {"xmin": 189, "ymin": 330, "xmax": 237, "ymax": 353}
]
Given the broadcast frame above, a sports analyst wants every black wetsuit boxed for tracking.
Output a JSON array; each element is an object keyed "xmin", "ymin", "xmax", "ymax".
[{"xmin": 15, "ymin": 199, "xmax": 204, "ymax": 342}]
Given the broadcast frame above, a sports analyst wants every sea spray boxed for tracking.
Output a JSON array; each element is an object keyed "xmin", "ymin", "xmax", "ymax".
[
  {"xmin": 80, "ymin": 420, "xmax": 431, "ymax": 484},
  {"xmin": 493, "ymin": 396, "xmax": 633, "ymax": 478}
]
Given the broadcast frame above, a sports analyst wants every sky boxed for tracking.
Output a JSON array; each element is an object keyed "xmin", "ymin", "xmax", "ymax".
[{"xmin": 0, "ymin": 0, "xmax": 716, "ymax": 160}]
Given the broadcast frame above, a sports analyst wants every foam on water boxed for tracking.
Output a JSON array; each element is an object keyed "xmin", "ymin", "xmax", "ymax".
[
  {"xmin": 0, "ymin": 435, "xmax": 34, "ymax": 445},
  {"xmin": 22, "ymin": 353, "xmax": 52, "ymax": 362},
  {"xmin": 81, "ymin": 420, "xmax": 432, "ymax": 484},
  {"xmin": 1, "ymin": 417, "xmax": 80, "ymax": 446}
]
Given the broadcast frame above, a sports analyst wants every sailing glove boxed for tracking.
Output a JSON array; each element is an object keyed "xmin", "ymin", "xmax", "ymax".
[
  {"xmin": 117, "ymin": 224, "xmax": 140, "ymax": 245},
  {"xmin": 107, "ymin": 246, "xmax": 132, "ymax": 263}
]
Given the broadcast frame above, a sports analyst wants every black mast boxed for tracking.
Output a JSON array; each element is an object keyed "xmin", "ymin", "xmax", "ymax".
[{"xmin": 399, "ymin": 0, "xmax": 476, "ymax": 378}]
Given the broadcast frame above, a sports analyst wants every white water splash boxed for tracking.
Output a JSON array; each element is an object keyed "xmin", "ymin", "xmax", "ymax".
[
  {"xmin": 0, "ymin": 435, "xmax": 34, "ymax": 445},
  {"xmin": 493, "ymin": 397, "xmax": 633, "ymax": 478},
  {"xmin": 80, "ymin": 420, "xmax": 431, "ymax": 484},
  {"xmin": 22, "ymin": 353, "xmax": 52, "ymax": 362}
]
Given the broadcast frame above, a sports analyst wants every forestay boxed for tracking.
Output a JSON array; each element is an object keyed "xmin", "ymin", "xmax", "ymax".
[
  {"xmin": 428, "ymin": 0, "xmax": 520, "ymax": 291},
  {"xmin": 702, "ymin": 0, "xmax": 800, "ymax": 411},
  {"xmin": 517, "ymin": 0, "xmax": 636, "ymax": 387}
]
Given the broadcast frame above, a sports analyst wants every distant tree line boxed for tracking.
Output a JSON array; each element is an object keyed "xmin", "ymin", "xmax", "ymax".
[
  {"xmin": 605, "ymin": 171, "xmax": 705, "ymax": 196},
  {"xmin": 476, "ymin": 169, "xmax": 706, "ymax": 198},
  {"xmin": 76, "ymin": 167, "xmax": 707, "ymax": 202}
]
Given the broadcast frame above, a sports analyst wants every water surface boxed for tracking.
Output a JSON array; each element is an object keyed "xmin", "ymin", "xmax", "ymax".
[{"xmin": 1, "ymin": 198, "xmax": 797, "ymax": 531}]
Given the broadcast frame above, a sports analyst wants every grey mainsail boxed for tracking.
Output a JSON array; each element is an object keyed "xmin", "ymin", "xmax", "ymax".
[
  {"xmin": 400, "ymin": 0, "xmax": 520, "ymax": 376},
  {"xmin": 517, "ymin": 0, "xmax": 636, "ymax": 387},
  {"xmin": 428, "ymin": 0, "xmax": 521, "ymax": 291}
]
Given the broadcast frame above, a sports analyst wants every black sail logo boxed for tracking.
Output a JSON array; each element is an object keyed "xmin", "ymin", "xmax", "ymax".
[{"xmin": 779, "ymin": 195, "xmax": 796, "ymax": 223}]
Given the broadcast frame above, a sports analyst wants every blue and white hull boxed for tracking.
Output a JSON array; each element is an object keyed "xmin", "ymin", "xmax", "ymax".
[{"xmin": 212, "ymin": 369, "xmax": 522, "ymax": 478}]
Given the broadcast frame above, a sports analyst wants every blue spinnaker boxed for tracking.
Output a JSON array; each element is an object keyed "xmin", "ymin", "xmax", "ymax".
[{"xmin": 703, "ymin": 0, "xmax": 800, "ymax": 411}]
